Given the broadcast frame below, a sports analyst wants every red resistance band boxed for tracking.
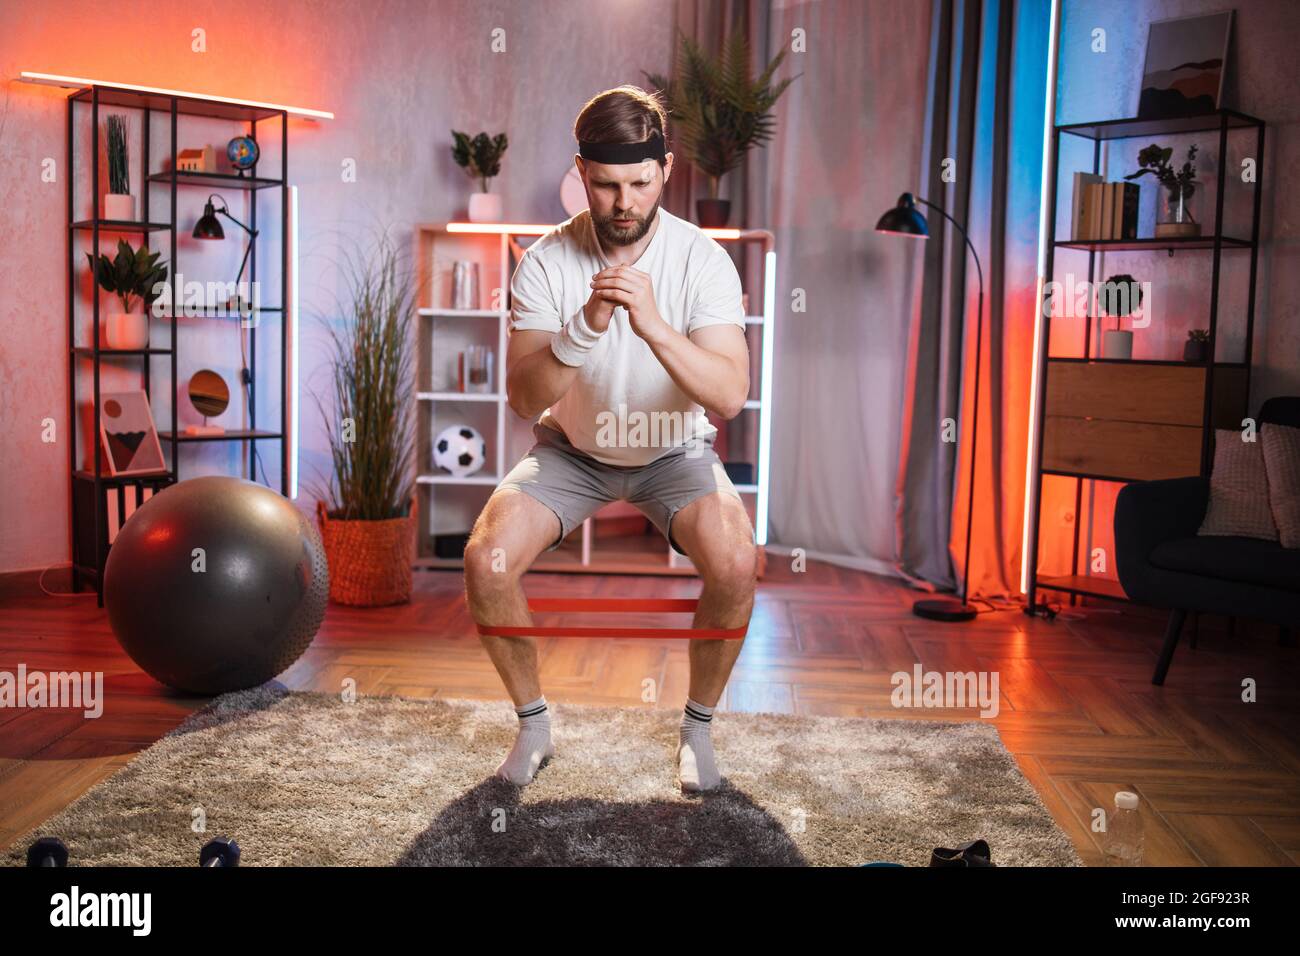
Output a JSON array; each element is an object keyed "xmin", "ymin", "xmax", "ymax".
[{"xmin": 475, "ymin": 598, "xmax": 748, "ymax": 640}]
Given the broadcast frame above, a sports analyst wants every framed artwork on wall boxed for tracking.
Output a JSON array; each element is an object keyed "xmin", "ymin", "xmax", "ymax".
[
  {"xmin": 98, "ymin": 390, "xmax": 167, "ymax": 476},
  {"xmin": 1137, "ymin": 11, "xmax": 1234, "ymax": 119}
]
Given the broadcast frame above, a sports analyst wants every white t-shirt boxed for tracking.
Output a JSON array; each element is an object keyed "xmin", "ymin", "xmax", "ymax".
[{"xmin": 508, "ymin": 207, "xmax": 746, "ymax": 467}]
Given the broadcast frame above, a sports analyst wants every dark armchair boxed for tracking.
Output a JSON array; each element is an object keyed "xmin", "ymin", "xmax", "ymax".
[{"xmin": 1115, "ymin": 397, "xmax": 1300, "ymax": 685}]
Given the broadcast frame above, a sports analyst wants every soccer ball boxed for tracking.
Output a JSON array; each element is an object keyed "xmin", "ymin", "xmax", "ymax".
[{"xmin": 433, "ymin": 424, "xmax": 487, "ymax": 477}]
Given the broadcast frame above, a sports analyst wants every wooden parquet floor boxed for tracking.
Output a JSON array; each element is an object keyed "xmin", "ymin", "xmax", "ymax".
[{"xmin": 2, "ymin": 558, "xmax": 1297, "ymax": 866}]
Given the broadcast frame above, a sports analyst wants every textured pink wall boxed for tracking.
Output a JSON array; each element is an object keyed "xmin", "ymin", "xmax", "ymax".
[{"xmin": 0, "ymin": 0, "xmax": 678, "ymax": 573}]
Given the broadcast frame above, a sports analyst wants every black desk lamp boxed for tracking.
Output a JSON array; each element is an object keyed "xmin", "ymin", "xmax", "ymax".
[
  {"xmin": 193, "ymin": 194, "xmax": 259, "ymax": 314},
  {"xmin": 875, "ymin": 192, "xmax": 984, "ymax": 623}
]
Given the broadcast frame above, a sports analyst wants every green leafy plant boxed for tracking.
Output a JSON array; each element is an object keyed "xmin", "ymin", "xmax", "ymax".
[
  {"xmin": 1187, "ymin": 328, "xmax": 1210, "ymax": 343},
  {"xmin": 644, "ymin": 31, "xmax": 799, "ymax": 198},
  {"xmin": 1125, "ymin": 143, "xmax": 1199, "ymax": 214},
  {"xmin": 106, "ymin": 114, "xmax": 130, "ymax": 195},
  {"xmin": 310, "ymin": 229, "xmax": 416, "ymax": 521},
  {"xmin": 450, "ymin": 131, "xmax": 508, "ymax": 192},
  {"xmin": 1098, "ymin": 273, "xmax": 1142, "ymax": 330},
  {"xmin": 85, "ymin": 239, "xmax": 168, "ymax": 314}
]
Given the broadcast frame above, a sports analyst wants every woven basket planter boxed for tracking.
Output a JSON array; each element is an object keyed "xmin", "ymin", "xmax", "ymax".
[{"xmin": 316, "ymin": 497, "xmax": 417, "ymax": 607}]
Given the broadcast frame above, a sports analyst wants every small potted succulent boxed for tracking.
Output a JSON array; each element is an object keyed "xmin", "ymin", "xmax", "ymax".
[
  {"xmin": 85, "ymin": 239, "xmax": 169, "ymax": 350},
  {"xmin": 1098, "ymin": 273, "xmax": 1142, "ymax": 359},
  {"xmin": 103, "ymin": 114, "xmax": 135, "ymax": 221},
  {"xmin": 451, "ymin": 130, "xmax": 508, "ymax": 223},
  {"xmin": 1125, "ymin": 143, "xmax": 1199, "ymax": 239},
  {"xmin": 1184, "ymin": 328, "xmax": 1210, "ymax": 363}
]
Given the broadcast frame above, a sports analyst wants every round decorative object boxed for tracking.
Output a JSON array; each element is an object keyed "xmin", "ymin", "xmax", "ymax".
[
  {"xmin": 188, "ymin": 369, "xmax": 230, "ymax": 418},
  {"xmin": 560, "ymin": 166, "xmax": 588, "ymax": 217},
  {"xmin": 103, "ymin": 476, "xmax": 329, "ymax": 694},
  {"xmin": 433, "ymin": 424, "xmax": 487, "ymax": 478},
  {"xmin": 226, "ymin": 135, "xmax": 260, "ymax": 172}
]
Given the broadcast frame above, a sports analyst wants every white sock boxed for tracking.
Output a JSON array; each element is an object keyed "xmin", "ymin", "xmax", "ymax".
[
  {"xmin": 496, "ymin": 695, "xmax": 554, "ymax": 786},
  {"xmin": 678, "ymin": 697, "xmax": 721, "ymax": 792}
]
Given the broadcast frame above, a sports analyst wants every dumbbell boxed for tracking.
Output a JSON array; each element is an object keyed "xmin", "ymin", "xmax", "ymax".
[
  {"xmin": 199, "ymin": 836, "xmax": 241, "ymax": 867},
  {"xmin": 27, "ymin": 836, "xmax": 68, "ymax": 867}
]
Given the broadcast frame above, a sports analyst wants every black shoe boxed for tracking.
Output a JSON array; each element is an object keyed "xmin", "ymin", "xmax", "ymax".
[{"xmin": 929, "ymin": 839, "xmax": 995, "ymax": 867}]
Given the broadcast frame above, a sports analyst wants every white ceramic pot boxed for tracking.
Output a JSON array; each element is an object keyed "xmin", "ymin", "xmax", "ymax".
[
  {"xmin": 103, "ymin": 193, "xmax": 136, "ymax": 221},
  {"xmin": 104, "ymin": 312, "xmax": 149, "ymax": 350},
  {"xmin": 468, "ymin": 192, "xmax": 502, "ymax": 223},
  {"xmin": 1101, "ymin": 329, "xmax": 1134, "ymax": 360}
]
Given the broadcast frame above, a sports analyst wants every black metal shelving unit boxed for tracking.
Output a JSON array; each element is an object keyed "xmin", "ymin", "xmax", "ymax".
[
  {"xmin": 1025, "ymin": 108, "xmax": 1266, "ymax": 609},
  {"xmin": 67, "ymin": 83, "xmax": 290, "ymax": 605}
]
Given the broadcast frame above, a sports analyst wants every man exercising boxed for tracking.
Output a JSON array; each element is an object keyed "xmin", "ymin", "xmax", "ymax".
[{"xmin": 463, "ymin": 86, "xmax": 757, "ymax": 793}]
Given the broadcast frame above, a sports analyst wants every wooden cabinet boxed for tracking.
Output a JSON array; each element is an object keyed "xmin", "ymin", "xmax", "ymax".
[{"xmin": 1041, "ymin": 361, "xmax": 1246, "ymax": 482}]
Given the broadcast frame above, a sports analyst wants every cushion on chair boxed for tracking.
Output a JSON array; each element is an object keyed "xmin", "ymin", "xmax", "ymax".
[
  {"xmin": 1149, "ymin": 535, "xmax": 1300, "ymax": 594},
  {"xmin": 1198, "ymin": 429, "xmax": 1279, "ymax": 542},
  {"xmin": 1262, "ymin": 423, "xmax": 1300, "ymax": 549}
]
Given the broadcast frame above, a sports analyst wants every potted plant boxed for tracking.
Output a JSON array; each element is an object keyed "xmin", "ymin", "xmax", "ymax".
[
  {"xmin": 85, "ymin": 239, "xmax": 168, "ymax": 350},
  {"xmin": 1098, "ymin": 274, "xmax": 1142, "ymax": 359},
  {"xmin": 645, "ymin": 31, "xmax": 799, "ymax": 227},
  {"xmin": 103, "ymin": 114, "xmax": 135, "ymax": 221},
  {"xmin": 451, "ymin": 130, "xmax": 508, "ymax": 222},
  {"xmin": 310, "ymin": 229, "xmax": 417, "ymax": 606},
  {"xmin": 1125, "ymin": 143, "xmax": 1199, "ymax": 238},
  {"xmin": 1185, "ymin": 328, "xmax": 1211, "ymax": 363}
]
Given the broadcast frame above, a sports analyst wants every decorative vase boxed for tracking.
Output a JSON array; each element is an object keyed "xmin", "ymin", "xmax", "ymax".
[
  {"xmin": 104, "ymin": 311, "xmax": 149, "ymax": 350},
  {"xmin": 1155, "ymin": 185, "xmax": 1199, "ymax": 238},
  {"xmin": 103, "ymin": 193, "xmax": 135, "ymax": 221},
  {"xmin": 696, "ymin": 198, "xmax": 731, "ymax": 228},
  {"xmin": 1184, "ymin": 339, "xmax": 1209, "ymax": 363},
  {"xmin": 316, "ymin": 497, "xmax": 417, "ymax": 606},
  {"xmin": 1101, "ymin": 329, "xmax": 1134, "ymax": 360},
  {"xmin": 468, "ymin": 192, "xmax": 502, "ymax": 223}
]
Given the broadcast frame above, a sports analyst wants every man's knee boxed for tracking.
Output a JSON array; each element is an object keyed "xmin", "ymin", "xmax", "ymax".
[
  {"xmin": 702, "ymin": 538, "xmax": 758, "ymax": 595},
  {"xmin": 463, "ymin": 532, "xmax": 517, "ymax": 595}
]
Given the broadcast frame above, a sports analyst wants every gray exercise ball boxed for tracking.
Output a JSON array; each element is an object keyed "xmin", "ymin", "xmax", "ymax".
[{"xmin": 104, "ymin": 475, "xmax": 329, "ymax": 694}]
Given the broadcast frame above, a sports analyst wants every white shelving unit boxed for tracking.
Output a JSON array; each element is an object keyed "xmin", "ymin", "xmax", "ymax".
[{"xmin": 413, "ymin": 221, "xmax": 775, "ymax": 576}]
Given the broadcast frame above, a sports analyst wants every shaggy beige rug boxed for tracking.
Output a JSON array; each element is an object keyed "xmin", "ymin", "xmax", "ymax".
[{"xmin": 3, "ymin": 685, "xmax": 1081, "ymax": 866}]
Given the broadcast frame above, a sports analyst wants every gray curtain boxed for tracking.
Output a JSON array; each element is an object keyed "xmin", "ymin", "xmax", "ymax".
[
  {"xmin": 894, "ymin": 0, "xmax": 1052, "ymax": 598},
  {"xmin": 666, "ymin": 0, "xmax": 1047, "ymax": 592},
  {"xmin": 668, "ymin": 1, "xmax": 935, "ymax": 574}
]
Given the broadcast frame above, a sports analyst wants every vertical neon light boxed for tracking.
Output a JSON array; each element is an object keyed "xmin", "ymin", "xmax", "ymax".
[
  {"xmin": 1020, "ymin": 0, "xmax": 1062, "ymax": 593},
  {"xmin": 756, "ymin": 246, "xmax": 776, "ymax": 546},
  {"xmin": 289, "ymin": 185, "xmax": 300, "ymax": 499}
]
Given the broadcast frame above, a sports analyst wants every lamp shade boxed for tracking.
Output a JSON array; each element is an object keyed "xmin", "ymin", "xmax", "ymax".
[
  {"xmin": 874, "ymin": 193, "xmax": 929, "ymax": 237},
  {"xmin": 192, "ymin": 200, "xmax": 225, "ymax": 240}
]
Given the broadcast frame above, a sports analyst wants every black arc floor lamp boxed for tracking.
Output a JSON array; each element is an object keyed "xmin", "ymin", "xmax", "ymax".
[{"xmin": 875, "ymin": 192, "xmax": 984, "ymax": 623}]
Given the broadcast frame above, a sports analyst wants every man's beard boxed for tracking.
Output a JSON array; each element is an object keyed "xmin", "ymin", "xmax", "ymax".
[{"xmin": 593, "ymin": 194, "xmax": 662, "ymax": 247}]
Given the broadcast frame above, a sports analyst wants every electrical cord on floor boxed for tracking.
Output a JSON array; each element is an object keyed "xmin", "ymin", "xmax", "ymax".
[
  {"xmin": 38, "ymin": 563, "xmax": 97, "ymax": 598},
  {"xmin": 238, "ymin": 318, "xmax": 271, "ymax": 488}
]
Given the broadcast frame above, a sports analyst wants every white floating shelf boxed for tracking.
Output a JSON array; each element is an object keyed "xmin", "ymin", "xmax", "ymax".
[
  {"xmin": 418, "ymin": 307, "xmax": 507, "ymax": 318},
  {"xmin": 418, "ymin": 391, "xmax": 501, "ymax": 402},
  {"xmin": 417, "ymin": 474, "xmax": 501, "ymax": 486}
]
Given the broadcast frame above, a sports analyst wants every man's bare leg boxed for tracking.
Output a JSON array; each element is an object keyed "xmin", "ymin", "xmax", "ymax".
[
  {"xmin": 464, "ymin": 489, "xmax": 564, "ymax": 784},
  {"xmin": 666, "ymin": 492, "xmax": 758, "ymax": 792}
]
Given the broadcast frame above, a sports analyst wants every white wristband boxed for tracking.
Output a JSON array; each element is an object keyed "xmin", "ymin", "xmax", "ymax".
[{"xmin": 550, "ymin": 307, "xmax": 607, "ymax": 367}]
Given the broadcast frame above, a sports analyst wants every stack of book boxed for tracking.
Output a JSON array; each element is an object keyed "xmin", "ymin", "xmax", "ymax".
[{"xmin": 1070, "ymin": 173, "xmax": 1138, "ymax": 241}]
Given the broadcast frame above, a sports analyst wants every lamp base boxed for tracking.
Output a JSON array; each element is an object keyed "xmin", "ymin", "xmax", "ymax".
[{"xmin": 912, "ymin": 598, "xmax": 978, "ymax": 622}]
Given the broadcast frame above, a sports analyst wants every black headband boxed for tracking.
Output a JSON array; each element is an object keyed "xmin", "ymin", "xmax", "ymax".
[{"xmin": 578, "ymin": 130, "xmax": 666, "ymax": 165}]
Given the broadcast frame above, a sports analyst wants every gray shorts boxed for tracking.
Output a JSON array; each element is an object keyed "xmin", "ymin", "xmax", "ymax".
[{"xmin": 497, "ymin": 422, "xmax": 750, "ymax": 555}]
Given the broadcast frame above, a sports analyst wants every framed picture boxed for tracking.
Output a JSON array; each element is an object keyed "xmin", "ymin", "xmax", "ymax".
[
  {"xmin": 1137, "ymin": 11, "xmax": 1233, "ymax": 119},
  {"xmin": 99, "ymin": 390, "xmax": 167, "ymax": 476}
]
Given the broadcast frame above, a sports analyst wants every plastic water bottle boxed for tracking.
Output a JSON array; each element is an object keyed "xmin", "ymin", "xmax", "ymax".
[{"xmin": 1103, "ymin": 791, "xmax": 1144, "ymax": 866}]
